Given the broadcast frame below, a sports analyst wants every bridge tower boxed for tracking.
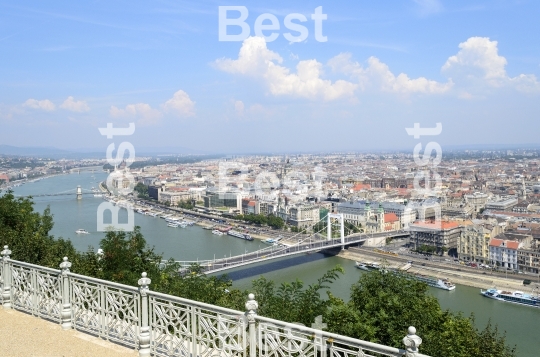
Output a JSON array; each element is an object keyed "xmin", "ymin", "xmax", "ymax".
[
  {"xmin": 327, "ymin": 213, "xmax": 345, "ymax": 249},
  {"xmin": 76, "ymin": 185, "xmax": 82, "ymax": 200}
]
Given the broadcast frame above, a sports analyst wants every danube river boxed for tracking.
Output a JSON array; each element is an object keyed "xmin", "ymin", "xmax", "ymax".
[{"xmin": 6, "ymin": 172, "xmax": 539, "ymax": 356}]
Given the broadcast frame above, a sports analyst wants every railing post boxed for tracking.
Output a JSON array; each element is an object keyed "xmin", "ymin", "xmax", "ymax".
[
  {"xmin": 59, "ymin": 257, "xmax": 72, "ymax": 330},
  {"xmin": 402, "ymin": 326, "xmax": 422, "ymax": 357},
  {"xmin": 138, "ymin": 272, "xmax": 151, "ymax": 357},
  {"xmin": 1, "ymin": 245, "xmax": 12, "ymax": 309},
  {"xmin": 245, "ymin": 293, "xmax": 258, "ymax": 357}
]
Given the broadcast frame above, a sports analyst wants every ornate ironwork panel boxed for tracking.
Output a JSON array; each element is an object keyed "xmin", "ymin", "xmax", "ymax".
[
  {"xmin": 10, "ymin": 263, "xmax": 62, "ymax": 322},
  {"xmin": 149, "ymin": 294, "xmax": 247, "ymax": 357},
  {"xmin": 258, "ymin": 321, "xmax": 318, "ymax": 357},
  {"xmin": 70, "ymin": 276, "xmax": 140, "ymax": 348},
  {"xmin": 257, "ymin": 320, "xmax": 404, "ymax": 357}
]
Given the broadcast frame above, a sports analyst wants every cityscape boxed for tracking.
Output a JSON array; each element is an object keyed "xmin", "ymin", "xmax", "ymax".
[{"xmin": 1, "ymin": 1, "xmax": 540, "ymax": 357}]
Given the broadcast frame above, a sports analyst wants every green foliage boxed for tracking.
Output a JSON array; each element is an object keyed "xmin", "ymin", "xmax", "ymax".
[
  {"xmin": 134, "ymin": 182, "xmax": 148, "ymax": 199},
  {"xmin": 267, "ymin": 214, "xmax": 284, "ymax": 229},
  {"xmin": 324, "ymin": 270, "xmax": 516, "ymax": 357},
  {"xmin": 0, "ymin": 192, "xmax": 516, "ymax": 356},
  {"xmin": 250, "ymin": 266, "xmax": 344, "ymax": 326},
  {"xmin": 0, "ymin": 191, "xmax": 76, "ymax": 267},
  {"xmin": 236, "ymin": 213, "xmax": 284, "ymax": 229},
  {"xmin": 95, "ymin": 228, "xmax": 163, "ymax": 286},
  {"xmin": 177, "ymin": 199, "xmax": 194, "ymax": 210}
]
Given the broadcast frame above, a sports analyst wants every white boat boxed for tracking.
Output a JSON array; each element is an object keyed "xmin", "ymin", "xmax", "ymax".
[
  {"xmin": 481, "ymin": 288, "xmax": 540, "ymax": 308},
  {"xmin": 227, "ymin": 230, "xmax": 253, "ymax": 241},
  {"xmin": 75, "ymin": 229, "xmax": 89, "ymax": 234},
  {"xmin": 212, "ymin": 230, "xmax": 224, "ymax": 236},
  {"xmin": 394, "ymin": 269, "xmax": 456, "ymax": 291},
  {"xmin": 167, "ymin": 223, "xmax": 179, "ymax": 228},
  {"xmin": 93, "ymin": 194, "xmax": 103, "ymax": 197},
  {"xmin": 355, "ymin": 261, "xmax": 381, "ymax": 271},
  {"xmin": 263, "ymin": 238, "xmax": 276, "ymax": 244}
]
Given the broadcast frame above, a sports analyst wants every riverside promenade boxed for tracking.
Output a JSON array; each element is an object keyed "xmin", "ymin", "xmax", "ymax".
[{"xmin": 0, "ymin": 308, "xmax": 137, "ymax": 357}]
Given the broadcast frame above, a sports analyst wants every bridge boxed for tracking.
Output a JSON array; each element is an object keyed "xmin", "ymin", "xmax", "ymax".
[
  {"xmin": 174, "ymin": 213, "xmax": 410, "ymax": 274},
  {"xmin": 13, "ymin": 186, "xmax": 102, "ymax": 199}
]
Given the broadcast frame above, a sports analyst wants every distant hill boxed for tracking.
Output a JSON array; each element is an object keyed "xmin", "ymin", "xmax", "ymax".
[
  {"xmin": 0, "ymin": 145, "xmax": 210, "ymax": 159},
  {"xmin": 0, "ymin": 145, "xmax": 71, "ymax": 156}
]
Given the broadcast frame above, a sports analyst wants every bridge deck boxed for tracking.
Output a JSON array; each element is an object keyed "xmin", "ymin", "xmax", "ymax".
[{"xmin": 178, "ymin": 231, "xmax": 410, "ymax": 274}]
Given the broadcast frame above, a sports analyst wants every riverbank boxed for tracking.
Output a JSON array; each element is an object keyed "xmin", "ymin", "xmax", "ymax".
[{"xmin": 338, "ymin": 247, "xmax": 538, "ymax": 292}]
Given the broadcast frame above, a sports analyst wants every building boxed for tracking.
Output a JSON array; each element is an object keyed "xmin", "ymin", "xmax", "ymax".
[
  {"xmin": 458, "ymin": 221, "xmax": 503, "ymax": 263},
  {"xmin": 408, "ymin": 220, "xmax": 462, "ymax": 253},
  {"xmin": 242, "ymin": 199, "xmax": 260, "ymax": 215},
  {"xmin": 337, "ymin": 201, "xmax": 371, "ymax": 226},
  {"xmin": 159, "ymin": 190, "xmax": 200, "ymax": 206},
  {"xmin": 517, "ymin": 243, "xmax": 540, "ymax": 274},
  {"xmin": 489, "ymin": 239, "xmax": 521, "ymax": 270},
  {"xmin": 485, "ymin": 197, "xmax": 518, "ymax": 211},
  {"xmin": 383, "ymin": 213, "xmax": 400, "ymax": 231},
  {"xmin": 379, "ymin": 202, "xmax": 417, "ymax": 228},
  {"xmin": 287, "ymin": 204, "xmax": 320, "ymax": 229},
  {"xmin": 464, "ymin": 192, "xmax": 488, "ymax": 213},
  {"xmin": 203, "ymin": 190, "xmax": 242, "ymax": 210}
]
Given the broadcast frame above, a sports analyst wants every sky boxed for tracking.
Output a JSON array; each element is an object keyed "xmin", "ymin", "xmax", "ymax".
[{"xmin": 1, "ymin": 0, "xmax": 540, "ymax": 154}]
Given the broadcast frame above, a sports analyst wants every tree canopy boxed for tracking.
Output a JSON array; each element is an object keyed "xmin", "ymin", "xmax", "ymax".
[{"xmin": 0, "ymin": 191, "xmax": 517, "ymax": 357}]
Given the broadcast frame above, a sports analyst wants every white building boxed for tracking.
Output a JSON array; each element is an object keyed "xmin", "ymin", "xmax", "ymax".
[{"xmin": 489, "ymin": 239, "xmax": 521, "ymax": 270}]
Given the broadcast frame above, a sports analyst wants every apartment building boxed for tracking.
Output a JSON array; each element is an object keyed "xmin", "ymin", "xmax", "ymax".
[
  {"xmin": 408, "ymin": 220, "xmax": 462, "ymax": 252},
  {"xmin": 458, "ymin": 220, "xmax": 503, "ymax": 263}
]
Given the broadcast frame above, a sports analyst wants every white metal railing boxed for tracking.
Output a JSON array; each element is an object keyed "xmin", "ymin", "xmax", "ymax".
[{"xmin": 0, "ymin": 245, "xmax": 429, "ymax": 357}]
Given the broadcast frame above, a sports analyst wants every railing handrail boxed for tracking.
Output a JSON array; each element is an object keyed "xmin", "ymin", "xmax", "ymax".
[
  {"xmin": 9, "ymin": 259, "xmax": 61, "ymax": 274},
  {"xmin": 0, "ymin": 246, "xmax": 429, "ymax": 357},
  {"xmin": 255, "ymin": 315, "xmax": 430, "ymax": 357},
  {"xmin": 147, "ymin": 290, "xmax": 245, "ymax": 316},
  {"xmin": 67, "ymin": 271, "xmax": 140, "ymax": 293}
]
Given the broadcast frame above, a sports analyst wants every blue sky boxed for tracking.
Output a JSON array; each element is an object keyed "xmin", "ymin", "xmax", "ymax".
[{"xmin": 1, "ymin": 0, "xmax": 540, "ymax": 153}]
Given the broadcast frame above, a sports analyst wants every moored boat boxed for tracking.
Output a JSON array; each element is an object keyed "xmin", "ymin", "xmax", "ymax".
[
  {"xmin": 227, "ymin": 230, "xmax": 253, "ymax": 241},
  {"xmin": 75, "ymin": 229, "xmax": 89, "ymax": 234},
  {"xmin": 481, "ymin": 288, "xmax": 540, "ymax": 308},
  {"xmin": 355, "ymin": 261, "xmax": 381, "ymax": 271}
]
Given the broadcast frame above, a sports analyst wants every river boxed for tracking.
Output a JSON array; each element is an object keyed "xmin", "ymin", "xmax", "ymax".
[{"xmin": 6, "ymin": 172, "xmax": 539, "ymax": 356}]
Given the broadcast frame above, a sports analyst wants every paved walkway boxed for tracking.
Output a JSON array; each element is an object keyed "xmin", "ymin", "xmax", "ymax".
[{"xmin": 0, "ymin": 308, "xmax": 138, "ymax": 357}]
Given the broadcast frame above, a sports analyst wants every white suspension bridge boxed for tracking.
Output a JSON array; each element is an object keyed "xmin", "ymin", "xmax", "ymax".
[{"xmin": 173, "ymin": 213, "xmax": 409, "ymax": 274}]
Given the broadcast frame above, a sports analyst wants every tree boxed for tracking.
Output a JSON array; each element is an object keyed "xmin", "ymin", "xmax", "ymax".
[
  {"xmin": 0, "ymin": 190, "xmax": 78, "ymax": 267},
  {"xmin": 324, "ymin": 269, "xmax": 516, "ymax": 357},
  {"xmin": 96, "ymin": 227, "xmax": 163, "ymax": 286},
  {"xmin": 267, "ymin": 215, "xmax": 284, "ymax": 229},
  {"xmin": 134, "ymin": 182, "xmax": 148, "ymax": 199}
]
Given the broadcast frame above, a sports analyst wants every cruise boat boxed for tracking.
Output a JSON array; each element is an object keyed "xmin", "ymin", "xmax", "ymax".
[
  {"xmin": 75, "ymin": 229, "xmax": 89, "ymax": 234},
  {"xmin": 481, "ymin": 288, "xmax": 540, "ymax": 308},
  {"xmin": 355, "ymin": 262, "xmax": 381, "ymax": 271},
  {"xmin": 405, "ymin": 273, "xmax": 456, "ymax": 291},
  {"xmin": 227, "ymin": 230, "xmax": 253, "ymax": 241}
]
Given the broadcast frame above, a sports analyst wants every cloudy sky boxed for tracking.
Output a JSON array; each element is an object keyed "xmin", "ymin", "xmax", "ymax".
[{"xmin": 1, "ymin": 0, "xmax": 540, "ymax": 154}]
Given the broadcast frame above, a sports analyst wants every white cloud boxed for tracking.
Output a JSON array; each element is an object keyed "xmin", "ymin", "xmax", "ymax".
[
  {"xmin": 442, "ymin": 37, "xmax": 540, "ymax": 92},
  {"xmin": 234, "ymin": 100, "xmax": 245, "ymax": 115},
  {"xmin": 110, "ymin": 103, "xmax": 162, "ymax": 126},
  {"xmin": 60, "ymin": 96, "xmax": 90, "ymax": 112},
  {"xmin": 163, "ymin": 90, "xmax": 195, "ymax": 117},
  {"xmin": 215, "ymin": 37, "xmax": 357, "ymax": 101},
  {"xmin": 23, "ymin": 99, "xmax": 56, "ymax": 111},
  {"xmin": 329, "ymin": 53, "xmax": 452, "ymax": 94}
]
